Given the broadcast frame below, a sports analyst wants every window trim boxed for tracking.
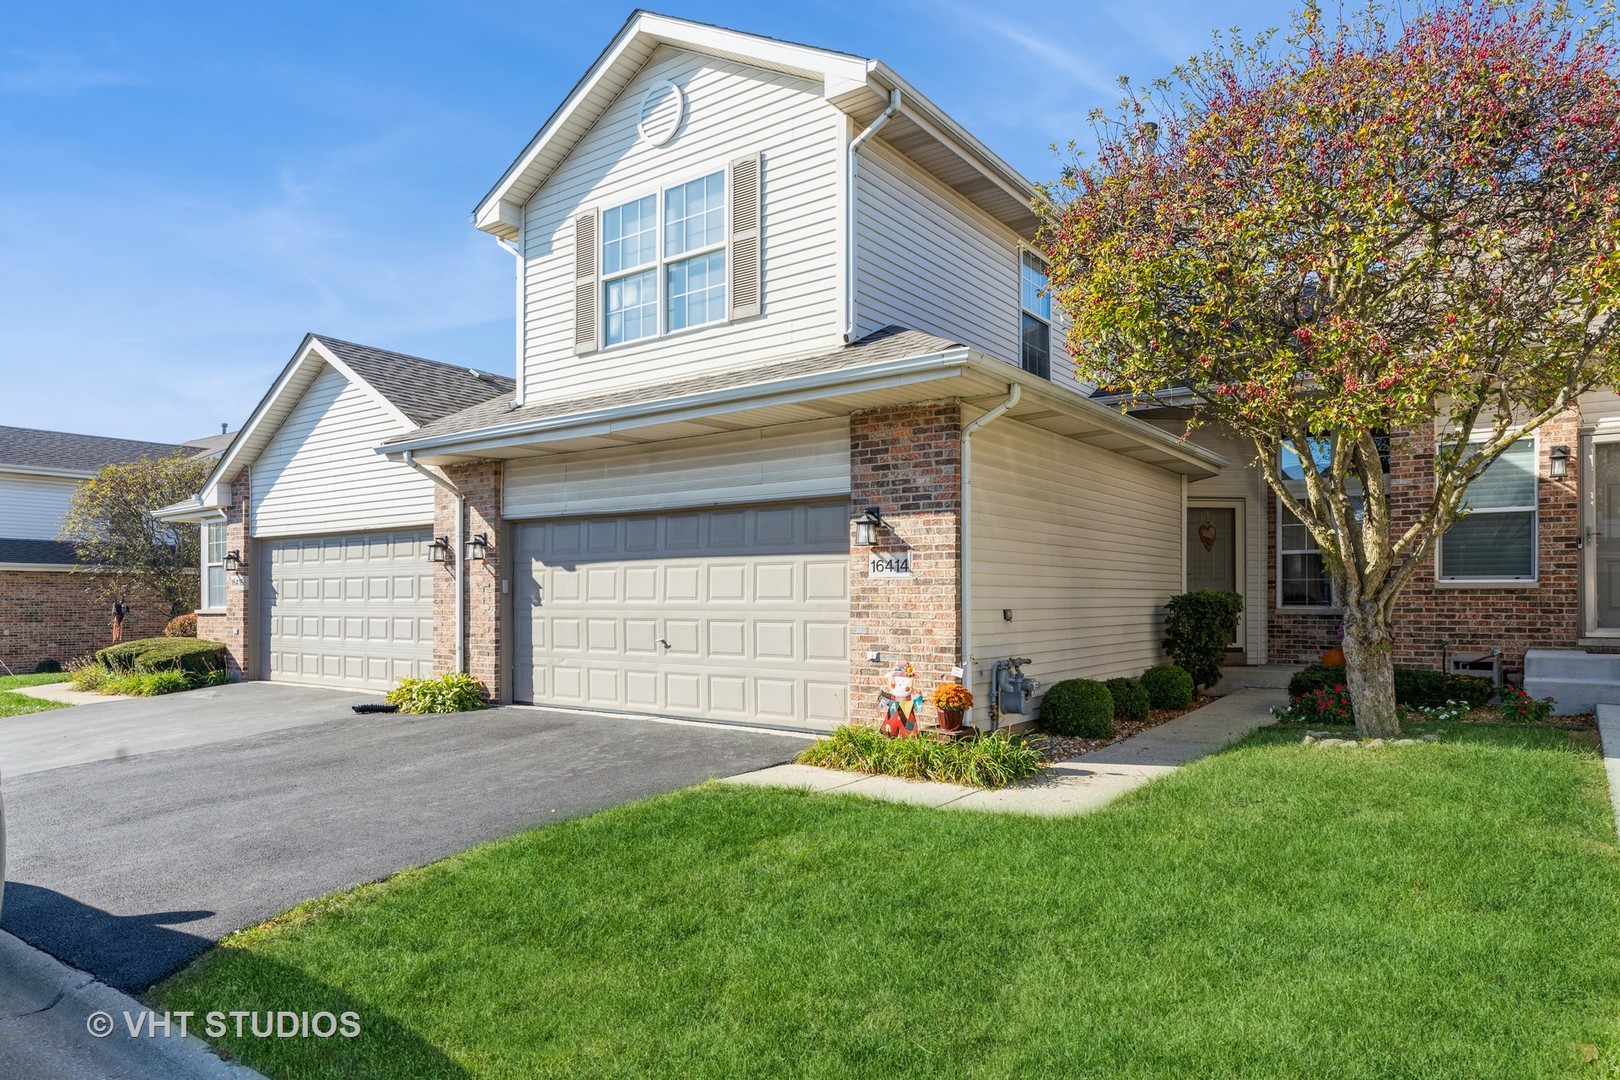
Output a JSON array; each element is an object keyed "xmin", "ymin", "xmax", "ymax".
[
  {"xmin": 201, "ymin": 520, "xmax": 227, "ymax": 613},
  {"xmin": 1018, "ymin": 246, "xmax": 1052, "ymax": 380},
  {"xmin": 1275, "ymin": 498, "xmax": 1339, "ymax": 611},
  {"xmin": 598, "ymin": 164, "xmax": 729, "ymax": 349},
  {"xmin": 1435, "ymin": 432, "xmax": 1539, "ymax": 586}
]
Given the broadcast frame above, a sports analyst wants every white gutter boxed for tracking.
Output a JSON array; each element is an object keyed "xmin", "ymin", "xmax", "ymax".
[
  {"xmin": 402, "ymin": 450, "xmax": 465, "ymax": 674},
  {"xmin": 960, "ymin": 383, "xmax": 1020, "ymax": 721},
  {"xmin": 846, "ymin": 88, "xmax": 900, "ymax": 342}
]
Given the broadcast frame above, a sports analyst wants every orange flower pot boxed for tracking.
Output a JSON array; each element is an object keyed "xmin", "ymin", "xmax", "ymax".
[
  {"xmin": 1322, "ymin": 647, "xmax": 1346, "ymax": 666},
  {"xmin": 937, "ymin": 708, "xmax": 964, "ymax": 732}
]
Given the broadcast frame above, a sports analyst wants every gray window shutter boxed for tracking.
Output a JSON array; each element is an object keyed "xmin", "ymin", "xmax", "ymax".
[
  {"xmin": 573, "ymin": 210, "xmax": 598, "ymax": 355},
  {"xmin": 728, "ymin": 153, "xmax": 762, "ymax": 320}
]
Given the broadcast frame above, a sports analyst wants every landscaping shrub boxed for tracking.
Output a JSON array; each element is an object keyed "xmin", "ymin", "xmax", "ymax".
[
  {"xmin": 1163, "ymin": 589, "xmax": 1243, "ymax": 689},
  {"xmin": 1039, "ymin": 679, "xmax": 1114, "ymax": 738},
  {"xmin": 1500, "ymin": 684, "xmax": 1556, "ymax": 724},
  {"xmin": 68, "ymin": 658, "xmax": 107, "ymax": 692},
  {"xmin": 796, "ymin": 725, "xmax": 1045, "ymax": 788},
  {"xmin": 164, "ymin": 612, "xmax": 198, "ymax": 638},
  {"xmin": 1104, "ymin": 677, "xmax": 1150, "ymax": 724},
  {"xmin": 1273, "ymin": 685, "xmax": 1356, "ymax": 726},
  {"xmin": 32, "ymin": 659, "xmax": 61, "ymax": 674},
  {"xmin": 385, "ymin": 673, "xmax": 488, "ymax": 715},
  {"xmin": 1287, "ymin": 664, "xmax": 1493, "ymax": 709},
  {"xmin": 97, "ymin": 637, "xmax": 227, "ymax": 678},
  {"xmin": 1141, "ymin": 664, "xmax": 1195, "ymax": 711},
  {"xmin": 107, "ymin": 669, "xmax": 191, "ymax": 697}
]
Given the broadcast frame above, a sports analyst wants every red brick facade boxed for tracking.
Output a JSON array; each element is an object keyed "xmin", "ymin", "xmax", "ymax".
[
  {"xmin": 195, "ymin": 473, "xmax": 252, "ymax": 679},
  {"xmin": 1266, "ymin": 408, "xmax": 1584, "ymax": 676},
  {"xmin": 848, "ymin": 402, "xmax": 963, "ymax": 720},
  {"xmin": 433, "ymin": 461, "xmax": 503, "ymax": 700},
  {"xmin": 0, "ymin": 571, "xmax": 167, "ymax": 672}
]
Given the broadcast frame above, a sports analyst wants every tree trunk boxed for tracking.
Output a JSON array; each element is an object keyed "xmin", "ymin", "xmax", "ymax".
[{"xmin": 1341, "ymin": 602, "xmax": 1400, "ymax": 738}]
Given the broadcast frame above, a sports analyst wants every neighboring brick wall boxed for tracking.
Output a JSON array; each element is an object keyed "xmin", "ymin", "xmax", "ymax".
[
  {"xmin": 195, "ymin": 473, "xmax": 252, "ymax": 680},
  {"xmin": 848, "ymin": 402, "xmax": 963, "ymax": 722},
  {"xmin": 0, "ymin": 571, "xmax": 166, "ymax": 671},
  {"xmin": 433, "ymin": 461, "xmax": 504, "ymax": 701}
]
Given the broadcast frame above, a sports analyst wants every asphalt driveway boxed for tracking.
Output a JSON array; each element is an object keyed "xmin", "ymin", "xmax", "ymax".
[{"xmin": 0, "ymin": 685, "xmax": 808, "ymax": 992}]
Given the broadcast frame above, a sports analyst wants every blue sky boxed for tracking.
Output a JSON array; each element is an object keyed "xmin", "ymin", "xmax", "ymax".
[{"xmin": 0, "ymin": 0, "xmax": 1288, "ymax": 442}]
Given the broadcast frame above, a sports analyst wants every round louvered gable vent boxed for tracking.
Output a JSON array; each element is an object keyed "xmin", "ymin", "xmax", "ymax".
[{"xmin": 638, "ymin": 80, "xmax": 685, "ymax": 147}]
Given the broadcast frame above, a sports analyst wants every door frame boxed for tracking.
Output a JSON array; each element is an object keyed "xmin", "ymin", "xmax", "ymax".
[
  {"xmin": 1581, "ymin": 433, "xmax": 1620, "ymax": 637},
  {"xmin": 1186, "ymin": 497, "xmax": 1247, "ymax": 657}
]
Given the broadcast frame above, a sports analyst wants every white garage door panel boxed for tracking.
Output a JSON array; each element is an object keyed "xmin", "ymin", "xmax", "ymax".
[
  {"xmin": 259, "ymin": 529, "xmax": 435, "ymax": 691},
  {"xmin": 514, "ymin": 503, "xmax": 849, "ymax": 728}
]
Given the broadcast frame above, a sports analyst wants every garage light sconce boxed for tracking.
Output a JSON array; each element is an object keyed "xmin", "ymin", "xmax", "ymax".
[
  {"xmin": 466, "ymin": 532, "xmax": 490, "ymax": 562},
  {"xmin": 428, "ymin": 535, "xmax": 452, "ymax": 564},
  {"xmin": 852, "ymin": 506, "xmax": 883, "ymax": 547},
  {"xmin": 1550, "ymin": 444, "xmax": 1571, "ymax": 479},
  {"xmin": 223, "ymin": 550, "xmax": 247, "ymax": 573}
]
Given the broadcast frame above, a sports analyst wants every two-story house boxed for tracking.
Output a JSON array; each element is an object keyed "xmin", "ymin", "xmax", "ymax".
[{"xmin": 160, "ymin": 13, "xmax": 1228, "ymax": 729}]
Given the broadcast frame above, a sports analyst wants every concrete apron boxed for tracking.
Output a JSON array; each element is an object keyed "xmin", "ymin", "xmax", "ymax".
[
  {"xmin": 1594, "ymin": 705, "xmax": 1620, "ymax": 834},
  {"xmin": 0, "ymin": 930, "xmax": 264, "ymax": 1079},
  {"xmin": 722, "ymin": 687, "xmax": 1288, "ymax": 817}
]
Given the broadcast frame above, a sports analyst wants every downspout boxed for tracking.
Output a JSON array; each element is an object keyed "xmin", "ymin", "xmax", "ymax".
[
  {"xmin": 494, "ymin": 234, "xmax": 525, "ymax": 408},
  {"xmin": 846, "ymin": 88, "xmax": 901, "ymax": 342},
  {"xmin": 961, "ymin": 384, "xmax": 1021, "ymax": 721},
  {"xmin": 402, "ymin": 450, "xmax": 465, "ymax": 674}
]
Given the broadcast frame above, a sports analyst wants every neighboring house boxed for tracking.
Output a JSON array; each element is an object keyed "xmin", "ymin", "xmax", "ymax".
[
  {"xmin": 0, "ymin": 425, "xmax": 219, "ymax": 671},
  {"xmin": 161, "ymin": 12, "xmax": 1225, "ymax": 729}
]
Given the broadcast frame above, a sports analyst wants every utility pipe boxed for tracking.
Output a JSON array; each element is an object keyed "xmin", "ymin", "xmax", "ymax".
[
  {"xmin": 402, "ymin": 450, "xmax": 465, "ymax": 674},
  {"xmin": 846, "ymin": 88, "xmax": 901, "ymax": 342},
  {"xmin": 960, "ymin": 383, "xmax": 1021, "ymax": 724}
]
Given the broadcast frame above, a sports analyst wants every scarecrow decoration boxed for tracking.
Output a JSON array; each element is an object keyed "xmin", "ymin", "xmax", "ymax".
[{"xmin": 877, "ymin": 662, "xmax": 924, "ymax": 738}]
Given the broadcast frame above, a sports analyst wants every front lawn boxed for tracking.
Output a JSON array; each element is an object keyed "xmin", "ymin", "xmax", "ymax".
[
  {"xmin": 154, "ymin": 723, "xmax": 1620, "ymax": 1078},
  {"xmin": 0, "ymin": 671, "xmax": 69, "ymax": 717}
]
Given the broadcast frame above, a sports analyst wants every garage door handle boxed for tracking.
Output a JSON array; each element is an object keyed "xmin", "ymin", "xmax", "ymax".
[{"xmin": 658, "ymin": 638, "xmax": 671, "ymax": 650}]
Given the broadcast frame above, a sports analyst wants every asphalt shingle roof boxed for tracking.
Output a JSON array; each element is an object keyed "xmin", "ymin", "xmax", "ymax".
[
  {"xmin": 312, "ymin": 336, "xmax": 517, "ymax": 426},
  {"xmin": 0, "ymin": 427, "xmax": 187, "ymax": 473},
  {"xmin": 0, "ymin": 538, "xmax": 77, "ymax": 565},
  {"xmin": 388, "ymin": 326, "xmax": 963, "ymax": 447}
]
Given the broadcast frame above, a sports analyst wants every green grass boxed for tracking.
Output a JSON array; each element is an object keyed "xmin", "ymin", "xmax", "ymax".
[
  {"xmin": 152, "ymin": 723, "xmax": 1620, "ymax": 1079},
  {"xmin": 0, "ymin": 671, "xmax": 69, "ymax": 717}
]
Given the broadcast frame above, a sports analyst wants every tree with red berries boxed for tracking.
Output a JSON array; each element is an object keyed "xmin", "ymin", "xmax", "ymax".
[{"xmin": 1039, "ymin": 0, "xmax": 1620, "ymax": 736}]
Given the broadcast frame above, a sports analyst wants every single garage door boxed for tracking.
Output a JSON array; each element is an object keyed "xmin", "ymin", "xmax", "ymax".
[
  {"xmin": 513, "ymin": 502, "xmax": 849, "ymax": 729},
  {"xmin": 258, "ymin": 529, "xmax": 435, "ymax": 691}
]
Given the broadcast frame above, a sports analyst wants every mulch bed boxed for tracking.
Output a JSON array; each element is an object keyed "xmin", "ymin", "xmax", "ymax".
[{"xmin": 1041, "ymin": 695, "xmax": 1216, "ymax": 761}]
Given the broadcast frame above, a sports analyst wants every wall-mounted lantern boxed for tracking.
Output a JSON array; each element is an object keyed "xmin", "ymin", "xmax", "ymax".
[
  {"xmin": 852, "ymin": 506, "xmax": 883, "ymax": 547},
  {"xmin": 223, "ymin": 550, "xmax": 247, "ymax": 573},
  {"xmin": 428, "ymin": 535, "xmax": 452, "ymax": 564},
  {"xmin": 1550, "ymin": 444, "xmax": 1571, "ymax": 479},
  {"xmin": 466, "ymin": 532, "xmax": 490, "ymax": 562}
]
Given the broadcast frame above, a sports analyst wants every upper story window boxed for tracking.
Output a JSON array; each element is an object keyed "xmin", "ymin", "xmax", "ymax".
[
  {"xmin": 203, "ymin": 521, "xmax": 226, "ymax": 610},
  {"xmin": 1020, "ymin": 250, "xmax": 1051, "ymax": 380},
  {"xmin": 1438, "ymin": 437, "xmax": 1537, "ymax": 583},
  {"xmin": 601, "ymin": 170, "xmax": 727, "ymax": 347}
]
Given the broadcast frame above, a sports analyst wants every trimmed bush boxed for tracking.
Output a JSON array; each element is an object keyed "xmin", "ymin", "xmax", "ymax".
[
  {"xmin": 164, "ymin": 612, "xmax": 198, "ymax": 638},
  {"xmin": 32, "ymin": 659, "xmax": 62, "ymax": 674},
  {"xmin": 1039, "ymin": 679, "xmax": 1115, "ymax": 738},
  {"xmin": 1163, "ymin": 589, "xmax": 1243, "ymax": 689},
  {"xmin": 1105, "ymin": 677, "xmax": 1151, "ymax": 723},
  {"xmin": 97, "ymin": 637, "xmax": 227, "ymax": 678},
  {"xmin": 1141, "ymin": 664, "xmax": 1195, "ymax": 711},
  {"xmin": 797, "ymin": 725, "xmax": 1045, "ymax": 788},
  {"xmin": 1286, "ymin": 664, "xmax": 1493, "ymax": 709},
  {"xmin": 385, "ymin": 673, "xmax": 489, "ymax": 715}
]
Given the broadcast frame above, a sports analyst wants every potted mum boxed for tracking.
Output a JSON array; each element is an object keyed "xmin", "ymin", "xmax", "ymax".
[{"xmin": 930, "ymin": 681, "xmax": 974, "ymax": 732}]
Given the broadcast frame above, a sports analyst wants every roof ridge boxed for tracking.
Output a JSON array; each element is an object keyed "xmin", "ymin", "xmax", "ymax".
[{"xmin": 310, "ymin": 334, "xmax": 515, "ymax": 384}]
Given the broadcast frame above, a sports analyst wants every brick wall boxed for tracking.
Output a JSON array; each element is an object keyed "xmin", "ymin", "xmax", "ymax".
[
  {"xmin": 196, "ymin": 473, "xmax": 252, "ymax": 679},
  {"xmin": 433, "ymin": 461, "xmax": 503, "ymax": 701},
  {"xmin": 0, "ymin": 572, "xmax": 167, "ymax": 671},
  {"xmin": 848, "ymin": 402, "xmax": 963, "ymax": 722}
]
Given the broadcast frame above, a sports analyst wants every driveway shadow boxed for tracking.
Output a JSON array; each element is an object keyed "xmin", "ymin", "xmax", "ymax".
[{"xmin": 0, "ymin": 881, "xmax": 213, "ymax": 993}]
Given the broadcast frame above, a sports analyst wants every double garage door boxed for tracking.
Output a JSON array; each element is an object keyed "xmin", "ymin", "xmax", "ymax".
[
  {"xmin": 513, "ymin": 502, "xmax": 849, "ymax": 729},
  {"xmin": 258, "ymin": 528, "xmax": 435, "ymax": 691}
]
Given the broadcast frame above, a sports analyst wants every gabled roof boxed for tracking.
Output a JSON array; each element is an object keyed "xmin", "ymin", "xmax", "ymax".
[
  {"xmin": 0, "ymin": 538, "xmax": 77, "ymax": 566},
  {"xmin": 0, "ymin": 426, "xmax": 186, "ymax": 477},
  {"xmin": 180, "ymin": 430, "xmax": 237, "ymax": 457},
  {"xmin": 474, "ymin": 10, "xmax": 1040, "ymax": 239}
]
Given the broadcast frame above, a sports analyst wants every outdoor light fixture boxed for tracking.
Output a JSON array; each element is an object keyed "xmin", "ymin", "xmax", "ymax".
[
  {"xmin": 852, "ymin": 506, "xmax": 883, "ymax": 547},
  {"xmin": 466, "ymin": 532, "xmax": 490, "ymax": 562},
  {"xmin": 223, "ymin": 550, "xmax": 246, "ymax": 573},
  {"xmin": 1550, "ymin": 444, "xmax": 1571, "ymax": 479},
  {"xmin": 428, "ymin": 535, "xmax": 452, "ymax": 564}
]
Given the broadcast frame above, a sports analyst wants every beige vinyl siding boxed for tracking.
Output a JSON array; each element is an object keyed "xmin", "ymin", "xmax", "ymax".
[
  {"xmin": 853, "ymin": 143, "xmax": 1081, "ymax": 395},
  {"xmin": 518, "ymin": 46, "xmax": 845, "ymax": 403},
  {"xmin": 968, "ymin": 417, "xmax": 1182, "ymax": 707},
  {"xmin": 1581, "ymin": 390, "xmax": 1620, "ymax": 434},
  {"xmin": 504, "ymin": 418, "xmax": 850, "ymax": 520},
  {"xmin": 249, "ymin": 364, "xmax": 434, "ymax": 538},
  {"xmin": 0, "ymin": 473, "xmax": 80, "ymax": 541}
]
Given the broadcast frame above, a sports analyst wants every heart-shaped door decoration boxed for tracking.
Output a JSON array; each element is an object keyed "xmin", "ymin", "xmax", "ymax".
[{"xmin": 1198, "ymin": 518, "xmax": 1218, "ymax": 552}]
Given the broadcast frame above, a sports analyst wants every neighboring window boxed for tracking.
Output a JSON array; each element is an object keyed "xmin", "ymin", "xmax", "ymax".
[
  {"xmin": 600, "ymin": 170, "xmax": 727, "ymax": 346},
  {"xmin": 1438, "ymin": 437, "xmax": 1537, "ymax": 582},
  {"xmin": 1277, "ymin": 502, "xmax": 1335, "ymax": 607},
  {"xmin": 1019, "ymin": 250, "xmax": 1051, "ymax": 379},
  {"xmin": 1280, "ymin": 437, "xmax": 1334, "ymax": 481},
  {"xmin": 204, "ymin": 522, "xmax": 226, "ymax": 610}
]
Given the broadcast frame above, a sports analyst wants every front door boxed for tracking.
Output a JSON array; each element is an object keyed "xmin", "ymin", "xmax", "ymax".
[
  {"xmin": 1588, "ymin": 438, "xmax": 1620, "ymax": 633},
  {"xmin": 1186, "ymin": 502, "xmax": 1246, "ymax": 661}
]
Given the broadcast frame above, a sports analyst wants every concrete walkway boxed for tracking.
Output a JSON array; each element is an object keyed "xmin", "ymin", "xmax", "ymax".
[
  {"xmin": 7, "ymin": 682, "xmax": 128, "ymax": 707},
  {"xmin": 1595, "ymin": 705, "xmax": 1620, "ymax": 832},
  {"xmin": 723, "ymin": 687, "xmax": 1286, "ymax": 816}
]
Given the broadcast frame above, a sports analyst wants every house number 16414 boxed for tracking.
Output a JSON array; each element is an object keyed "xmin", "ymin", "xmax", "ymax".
[{"xmin": 868, "ymin": 552, "xmax": 914, "ymax": 578}]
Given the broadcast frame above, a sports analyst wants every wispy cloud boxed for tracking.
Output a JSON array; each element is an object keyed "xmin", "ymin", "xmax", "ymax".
[
  {"xmin": 0, "ymin": 52, "xmax": 142, "ymax": 96},
  {"xmin": 934, "ymin": 4, "xmax": 1125, "ymax": 103}
]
